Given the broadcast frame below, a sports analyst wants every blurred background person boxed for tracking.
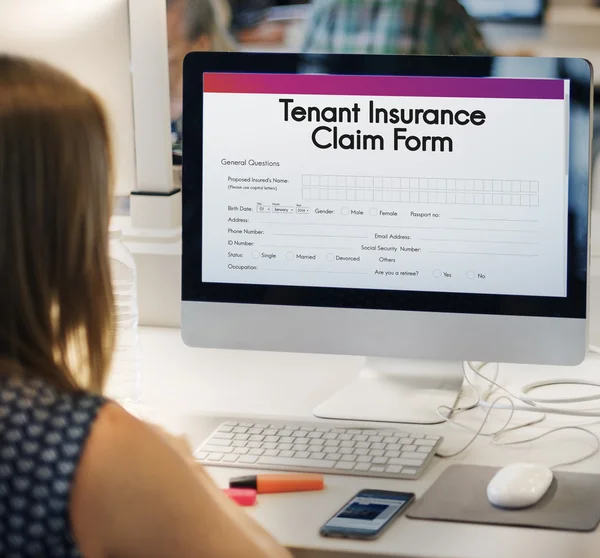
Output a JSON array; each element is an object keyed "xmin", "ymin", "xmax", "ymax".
[
  {"xmin": 228, "ymin": 0, "xmax": 287, "ymax": 45},
  {"xmin": 167, "ymin": 0, "xmax": 235, "ymax": 153},
  {"xmin": 302, "ymin": 0, "xmax": 491, "ymax": 56}
]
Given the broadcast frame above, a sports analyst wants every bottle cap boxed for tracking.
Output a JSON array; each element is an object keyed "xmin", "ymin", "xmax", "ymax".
[{"xmin": 222, "ymin": 488, "xmax": 257, "ymax": 506}]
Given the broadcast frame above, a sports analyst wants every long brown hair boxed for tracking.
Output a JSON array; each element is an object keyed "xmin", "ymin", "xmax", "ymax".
[{"xmin": 0, "ymin": 55, "xmax": 115, "ymax": 393}]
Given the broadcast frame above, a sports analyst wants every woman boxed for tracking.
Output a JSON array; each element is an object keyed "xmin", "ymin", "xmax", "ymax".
[{"xmin": 0, "ymin": 55, "xmax": 292, "ymax": 558}]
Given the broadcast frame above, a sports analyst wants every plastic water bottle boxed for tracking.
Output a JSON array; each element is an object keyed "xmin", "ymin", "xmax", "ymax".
[{"xmin": 107, "ymin": 227, "xmax": 142, "ymax": 404}]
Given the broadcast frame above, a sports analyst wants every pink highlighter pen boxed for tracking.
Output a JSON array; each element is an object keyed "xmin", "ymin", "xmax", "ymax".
[{"xmin": 222, "ymin": 487, "xmax": 257, "ymax": 506}]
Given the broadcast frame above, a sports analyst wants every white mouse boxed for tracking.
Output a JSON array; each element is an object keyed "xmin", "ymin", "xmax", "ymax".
[{"xmin": 487, "ymin": 463, "xmax": 554, "ymax": 509}]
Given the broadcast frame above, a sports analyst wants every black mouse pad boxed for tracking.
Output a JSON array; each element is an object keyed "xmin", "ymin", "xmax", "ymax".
[{"xmin": 407, "ymin": 464, "xmax": 600, "ymax": 532}]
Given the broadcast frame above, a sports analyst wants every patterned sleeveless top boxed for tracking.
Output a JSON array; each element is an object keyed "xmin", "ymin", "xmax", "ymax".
[{"xmin": 0, "ymin": 374, "xmax": 105, "ymax": 557}]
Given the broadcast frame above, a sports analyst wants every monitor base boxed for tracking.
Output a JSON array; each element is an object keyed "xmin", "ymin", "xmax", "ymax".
[{"xmin": 313, "ymin": 358, "xmax": 464, "ymax": 425}]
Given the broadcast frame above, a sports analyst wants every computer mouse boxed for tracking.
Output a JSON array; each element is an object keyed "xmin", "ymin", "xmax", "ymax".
[{"xmin": 486, "ymin": 463, "xmax": 554, "ymax": 509}]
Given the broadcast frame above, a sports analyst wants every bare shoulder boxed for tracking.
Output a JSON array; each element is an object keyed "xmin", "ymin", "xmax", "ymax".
[{"xmin": 70, "ymin": 402, "xmax": 292, "ymax": 558}]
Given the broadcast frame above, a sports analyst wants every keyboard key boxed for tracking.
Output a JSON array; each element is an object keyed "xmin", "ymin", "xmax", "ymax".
[
  {"xmin": 324, "ymin": 440, "xmax": 340, "ymax": 447},
  {"xmin": 238, "ymin": 455, "xmax": 258, "ymax": 464},
  {"xmin": 403, "ymin": 468, "xmax": 418, "ymax": 476},
  {"xmin": 213, "ymin": 432, "xmax": 234, "ymax": 440},
  {"xmin": 415, "ymin": 438, "xmax": 437, "ymax": 447},
  {"xmin": 370, "ymin": 466, "xmax": 385, "ymax": 472},
  {"xmin": 294, "ymin": 444, "xmax": 309, "ymax": 452},
  {"xmin": 295, "ymin": 451, "xmax": 310, "ymax": 459},
  {"xmin": 336, "ymin": 462, "xmax": 355, "ymax": 470},
  {"xmin": 307, "ymin": 432, "xmax": 323, "ymax": 439},
  {"xmin": 389, "ymin": 458, "xmax": 423, "ymax": 467},
  {"xmin": 337, "ymin": 434, "xmax": 352, "ymax": 441},
  {"xmin": 232, "ymin": 441, "xmax": 247, "ymax": 448},
  {"xmin": 279, "ymin": 444, "xmax": 293, "ymax": 451},
  {"xmin": 399, "ymin": 438, "xmax": 413, "ymax": 444},
  {"xmin": 258, "ymin": 456, "xmax": 337, "ymax": 469},
  {"xmin": 354, "ymin": 463, "xmax": 370, "ymax": 472},
  {"xmin": 347, "ymin": 429, "xmax": 363, "ymax": 435},
  {"xmin": 249, "ymin": 435, "xmax": 264, "ymax": 442},
  {"xmin": 207, "ymin": 453, "xmax": 224, "ymax": 461},
  {"xmin": 368, "ymin": 436, "xmax": 383, "ymax": 443},
  {"xmin": 355, "ymin": 442, "xmax": 369, "ymax": 449},
  {"xmin": 310, "ymin": 452, "xmax": 326, "ymax": 460},
  {"xmin": 323, "ymin": 433, "xmax": 338, "ymax": 440},
  {"xmin": 315, "ymin": 427, "xmax": 330, "ymax": 433},
  {"xmin": 195, "ymin": 452, "xmax": 208, "ymax": 460},
  {"xmin": 219, "ymin": 426, "xmax": 234, "ymax": 432},
  {"xmin": 263, "ymin": 442, "xmax": 277, "ymax": 450},
  {"xmin": 385, "ymin": 451, "xmax": 400, "ymax": 458},
  {"xmin": 249, "ymin": 449, "xmax": 264, "ymax": 456},
  {"xmin": 371, "ymin": 443, "xmax": 385, "ymax": 450},
  {"xmin": 207, "ymin": 438, "xmax": 231, "ymax": 447},
  {"xmin": 254, "ymin": 424, "xmax": 269, "ymax": 429},
  {"xmin": 223, "ymin": 455, "xmax": 239, "ymax": 463},
  {"xmin": 331, "ymin": 428, "xmax": 347, "ymax": 434},
  {"xmin": 383, "ymin": 437, "xmax": 398, "ymax": 444},
  {"xmin": 357, "ymin": 455, "xmax": 372, "ymax": 463},
  {"xmin": 426, "ymin": 435, "xmax": 440, "ymax": 440},
  {"xmin": 264, "ymin": 449, "xmax": 279, "ymax": 457},
  {"xmin": 339, "ymin": 448, "xmax": 354, "ymax": 455},
  {"xmin": 248, "ymin": 442, "xmax": 262, "ymax": 449},
  {"xmin": 341, "ymin": 454, "xmax": 356, "ymax": 462},
  {"xmin": 233, "ymin": 448, "xmax": 249, "ymax": 455},
  {"xmin": 279, "ymin": 451, "xmax": 295, "ymax": 458},
  {"xmin": 201, "ymin": 446, "xmax": 233, "ymax": 454},
  {"xmin": 403, "ymin": 445, "xmax": 417, "ymax": 453},
  {"xmin": 248, "ymin": 427, "xmax": 263, "ymax": 434},
  {"xmin": 353, "ymin": 435, "xmax": 368, "ymax": 442},
  {"xmin": 279, "ymin": 430, "xmax": 294, "ymax": 437},
  {"xmin": 239, "ymin": 422, "xmax": 254, "ymax": 427},
  {"xmin": 401, "ymin": 452, "xmax": 425, "ymax": 461},
  {"xmin": 233, "ymin": 427, "xmax": 248, "ymax": 434},
  {"xmin": 369, "ymin": 449, "xmax": 384, "ymax": 457},
  {"xmin": 386, "ymin": 444, "xmax": 401, "ymax": 451},
  {"xmin": 292, "ymin": 431, "xmax": 307, "ymax": 438},
  {"xmin": 235, "ymin": 434, "xmax": 250, "ymax": 441},
  {"xmin": 354, "ymin": 448, "xmax": 368, "ymax": 456},
  {"xmin": 263, "ymin": 429, "xmax": 278, "ymax": 436},
  {"xmin": 417, "ymin": 446, "xmax": 430, "ymax": 453},
  {"xmin": 386, "ymin": 466, "xmax": 402, "ymax": 474},
  {"xmin": 308, "ymin": 439, "xmax": 325, "ymax": 446},
  {"xmin": 301, "ymin": 426, "xmax": 315, "ymax": 432},
  {"xmin": 340, "ymin": 441, "xmax": 355, "ymax": 448},
  {"xmin": 280, "ymin": 437, "xmax": 294, "ymax": 444},
  {"xmin": 264, "ymin": 436, "xmax": 279, "ymax": 442},
  {"xmin": 372, "ymin": 457, "xmax": 387, "ymax": 465},
  {"xmin": 223, "ymin": 421, "xmax": 238, "ymax": 427},
  {"xmin": 326, "ymin": 453, "xmax": 342, "ymax": 461}
]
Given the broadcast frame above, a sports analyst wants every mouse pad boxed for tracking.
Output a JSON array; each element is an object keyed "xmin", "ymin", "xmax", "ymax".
[{"xmin": 407, "ymin": 465, "xmax": 600, "ymax": 532}]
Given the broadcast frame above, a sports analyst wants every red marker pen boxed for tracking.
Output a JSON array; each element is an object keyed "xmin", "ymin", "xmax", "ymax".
[{"xmin": 229, "ymin": 474, "xmax": 324, "ymax": 494}]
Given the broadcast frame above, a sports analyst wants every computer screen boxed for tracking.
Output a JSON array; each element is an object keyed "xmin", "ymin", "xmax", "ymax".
[
  {"xmin": 201, "ymin": 72, "xmax": 567, "ymax": 299},
  {"xmin": 182, "ymin": 53, "xmax": 591, "ymax": 367},
  {"xmin": 458, "ymin": 0, "xmax": 546, "ymax": 21}
]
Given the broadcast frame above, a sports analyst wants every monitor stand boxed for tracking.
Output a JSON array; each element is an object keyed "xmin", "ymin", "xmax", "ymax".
[{"xmin": 313, "ymin": 358, "xmax": 464, "ymax": 425}]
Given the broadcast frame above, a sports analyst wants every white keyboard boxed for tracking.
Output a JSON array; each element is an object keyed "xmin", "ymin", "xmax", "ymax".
[{"xmin": 194, "ymin": 420, "xmax": 442, "ymax": 480}]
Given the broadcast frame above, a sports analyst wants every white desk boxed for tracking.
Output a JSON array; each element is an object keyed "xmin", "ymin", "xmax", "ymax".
[{"xmin": 137, "ymin": 326, "xmax": 600, "ymax": 558}]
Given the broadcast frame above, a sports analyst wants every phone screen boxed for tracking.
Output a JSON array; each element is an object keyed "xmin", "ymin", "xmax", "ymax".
[{"xmin": 321, "ymin": 490, "xmax": 414, "ymax": 538}]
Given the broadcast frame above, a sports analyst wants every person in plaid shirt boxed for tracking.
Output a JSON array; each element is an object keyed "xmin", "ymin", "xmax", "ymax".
[{"xmin": 302, "ymin": 0, "xmax": 491, "ymax": 56}]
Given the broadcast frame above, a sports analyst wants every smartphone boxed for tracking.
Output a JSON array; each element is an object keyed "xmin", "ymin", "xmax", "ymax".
[{"xmin": 320, "ymin": 489, "xmax": 415, "ymax": 540}]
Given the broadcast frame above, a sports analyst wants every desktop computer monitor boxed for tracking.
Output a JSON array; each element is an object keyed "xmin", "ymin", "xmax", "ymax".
[{"xmin": 181, "ymin": 53, "xmax": 592, "ymax": 424}]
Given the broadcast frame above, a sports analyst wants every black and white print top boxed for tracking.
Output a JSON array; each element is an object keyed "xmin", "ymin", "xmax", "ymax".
[{"xmin": 0, "ymin": 374, "xmax": 105, "ymax": 557}]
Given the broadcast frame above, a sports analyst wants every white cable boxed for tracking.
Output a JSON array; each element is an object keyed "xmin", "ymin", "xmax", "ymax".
[
  {"xmin": 435, "ymin": 362, "xmax": 600, "ymax": 467},
  {"xmin": 493, "ymin": 426, "xmax": 600, "ymax": 469}
]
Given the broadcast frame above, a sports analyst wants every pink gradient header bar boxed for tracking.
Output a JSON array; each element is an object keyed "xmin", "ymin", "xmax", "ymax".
[{"xmin": 204, "ymin": 72, "xmax": 564, "ymax": 100}]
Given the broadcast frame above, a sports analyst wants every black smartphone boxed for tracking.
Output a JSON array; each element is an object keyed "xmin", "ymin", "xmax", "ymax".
[{"xmin": 320, "ymin": 489, "xmax": 415, "ymax": 540}]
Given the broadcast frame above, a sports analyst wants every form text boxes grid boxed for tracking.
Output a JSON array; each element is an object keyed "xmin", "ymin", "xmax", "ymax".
[{"xmin": 302, "ymin": 175, "xmax": 540, "ymax": 207}]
